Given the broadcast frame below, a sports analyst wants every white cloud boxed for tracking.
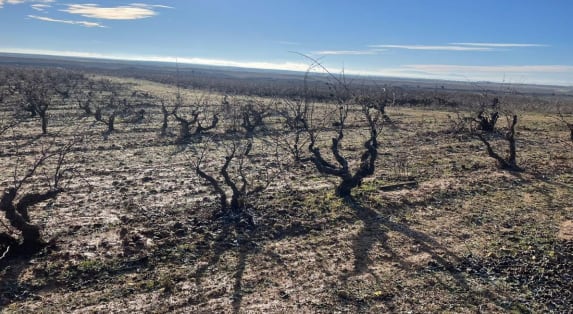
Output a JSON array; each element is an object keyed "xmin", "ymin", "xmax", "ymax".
[
  {"xmin": 275, "ymin": 41, "xmax": 301, "ymax": 46},
  {"xmin": 369, "ymin": 44, "xmax": 494, "ymax": 51},
  {"xmin": 31, "ymin": 3, "xmax": 50, "ymax": 11},
  {"xmin": 61, "ymin": 4, "xmax": 164, "ymax": 20},
  {"xmin": 369, "ymin": 43, "xmax": 547, "ymax": 52},
  {"xmin": 28, "ymin": 14, "xmax": 105, "ymax": 27},
  {"xmin": 0, "ymin": 0, "xmax": 53, "ymax": 8},
  {"xmin": 0, "ymin": 48, "xmax": 117, "ymax": 58},
  {"xmin": 312, "ymin": 50, "xmax": 379, "ymax": 56},
  {"xmin": 405, "ymin": 64, "xmax": 573, "ymax": 73},
  {"xmin": 451, "ymin": 42, "xmax": 548, "ymax": 48},
  {"xmin": 129, "ymin": 3, "xmax": 174, "ymax": 9},
  {"xmin": 380, "ymin": 64, "xmax": 573, "ymax": 85},
  {"xmin": 179, "ymin": 58, "xmax": 312, "ymax": 72}
]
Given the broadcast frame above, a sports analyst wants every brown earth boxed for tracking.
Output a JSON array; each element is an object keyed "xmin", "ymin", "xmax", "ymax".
[{"xmin": 1, "ymin": 77, "xmax": 572, "ymax": 313}]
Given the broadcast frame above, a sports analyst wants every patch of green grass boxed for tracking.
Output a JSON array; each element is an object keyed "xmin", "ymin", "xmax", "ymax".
[
  {"xmin": 303, "ymin": 190, "xmax": 347, "ymax": 215},
  {"xmin": 77, "ymin": 259, "xmax": 106, "ymax": 273}
]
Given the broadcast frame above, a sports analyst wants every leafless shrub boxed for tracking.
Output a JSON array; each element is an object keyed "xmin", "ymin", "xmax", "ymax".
[
  {"xmin": 0, "ymin": 132, "xmax": 81, "ymax": 256},
  {"xmin": 276, "ymin": 95, "xmax": 313, "ymax": 163},
  {"xmin": 94, "ymin": 97, "xmax": 120, "ymax": 136},
  {"xmin": 75, "ymin": 90, "xmax": 95, "ymax": 117},
  {"xmin": 172, "ymin": 94, "xmax": 219, "ymax": 143},
  {"xmin": 308, "ymin": 101, "xmax": 384, "ymax": 198},
  {"xmin": 446, "ymin": 111, "xmax": 477, "ymax": 135},
  {"xmin": 295, "ymin": 56, "xmax": 385, "ymax": 199},
  {"xmin": 0, "ymin": 71, "xmax": 16, "ymax": 106},
  {"xmin": 0, "ymin": 116, "xmax": 20, "ymax": 137},
  {"xmin": 74, "ymin": 78, "xmax": 114, "ymax": 117},
  {"xmin": 159, "ymin": 99, "xmax": 174, "ymax": 136},
  {"xmin": 221, "ymin": 95, "xmax": 232, "ymax": 116},
  {"xmin": 238, "ymin": 100, "xmax": 274, "ymax": 155},
  {"xmin": 11, "ymin": 69, "xmax": 84, "ymax": 135},
  {"xmin": 475, "ymin": 114, "xmax": 522, "ymax": 171},
  {"xmin": 355, "ymin": 88, "xmax": 395, "ymax": 116},
  {"xmin": 191, "ymin": 137, "xmax": 280, "ymax": 223},
  {"xmin": 240, "ymin": 100, "xmax": 271, "ymax": 134},
  {"xmin": 555, "ymin": 111, "xmax": 573, "ymax": 142},
  {"xmin": 82, "ymin": 78, "xmax": 145, "ymax": 138},
  {"xmin": 475, "ymin": 97, "xmax": 500, "ymax": 132}
]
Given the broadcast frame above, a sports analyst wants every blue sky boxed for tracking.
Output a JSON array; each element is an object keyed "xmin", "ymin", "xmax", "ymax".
[{"xmin": 1, "ymin": 0, "xmax": 572, "ymax": 85}]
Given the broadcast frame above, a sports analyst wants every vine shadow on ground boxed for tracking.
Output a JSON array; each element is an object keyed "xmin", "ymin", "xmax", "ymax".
[{"xmin": 340, "ymin": 195, "xmax": 511, "ymax": 311}]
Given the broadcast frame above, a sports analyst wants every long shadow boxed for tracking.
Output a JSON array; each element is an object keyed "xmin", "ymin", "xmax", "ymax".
[
  {"xmin": 187, "ymin": 220, "xmax": 254, "ymax": 314},
  {"xmin": 191, "ymin": 222, "xmax": 233, "ymax": 286},
  {"xmin": 0, "ymin": 246, "xmax": 153, "ymax": 310},
  {"xmin": 508, "ymin": 170, "xmax": 573, "ymax": 211},
  {"xmin": 231, "ymin": 235, "xmax": 251, "ymax": 314},
  {"xmin": 341, "ymin": 197, "xmax": 500, "ymax": 309},
  {"xmin": 185, "ymin": 195, "xmax": 480, "ymax": 312},
  {"xmin": 0, "ymin": 253, "xmax": 37, "ymax": 309},
  {"xmin": 181, "ymin": 206, "xmax": 355, "ymax": 313}
]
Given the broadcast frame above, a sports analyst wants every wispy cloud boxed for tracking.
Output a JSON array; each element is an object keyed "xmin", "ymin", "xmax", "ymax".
[
  {"xmin": 61, "ymin": 3, "xmax": 170, "ymax": 20},
  {"xmin": 381, "ymin": 64, "xmax": 573, "ymax": 85},
  {"xmin": 369, "ymin": 44, "xmax": 494, "ymax": 51},
  {"xmin": 312, "ymin": 42, "xmax": 544, "ymax": 57},
  {"xmin": 0, "ymin": 0, "xmax": 53, "ymax": 8},
  {"xmin": 28, "ymin": 14, "xmax": 105, "ymax": 28},
  {"xmin": 130, "ymin": 3, "xmax": 174, "ymax": 9},
  {"xmin": 30, "ymin": 3, "xmax": 50, "ymax": 11},
  {"xmin": 452, "ymin": 42, "xmax": 548, "ymax": 48},
  {"xmin": 405, "ymin": 64, "xmax": 573, "ymax": 73},
  {"xmin": 312, "ymin": 50, "xmax": 379, "ymax": 56},
  {"xmin": 275, "ymin": 41, "xmax": 301, "ymax": 46},
  {"xmin": 369, "ymin": 43, "xmax": 547, "ymax": 52}
]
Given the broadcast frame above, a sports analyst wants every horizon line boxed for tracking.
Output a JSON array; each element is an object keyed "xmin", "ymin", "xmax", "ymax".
[{"xmin": 0, "ymin": 48, "xmax": 571, "ymax": 88}]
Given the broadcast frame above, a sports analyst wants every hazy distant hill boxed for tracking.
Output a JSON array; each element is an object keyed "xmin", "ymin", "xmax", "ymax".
[{"xmin": 1, "ymin": 52, "xmax": 571, "ymax": 97}]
